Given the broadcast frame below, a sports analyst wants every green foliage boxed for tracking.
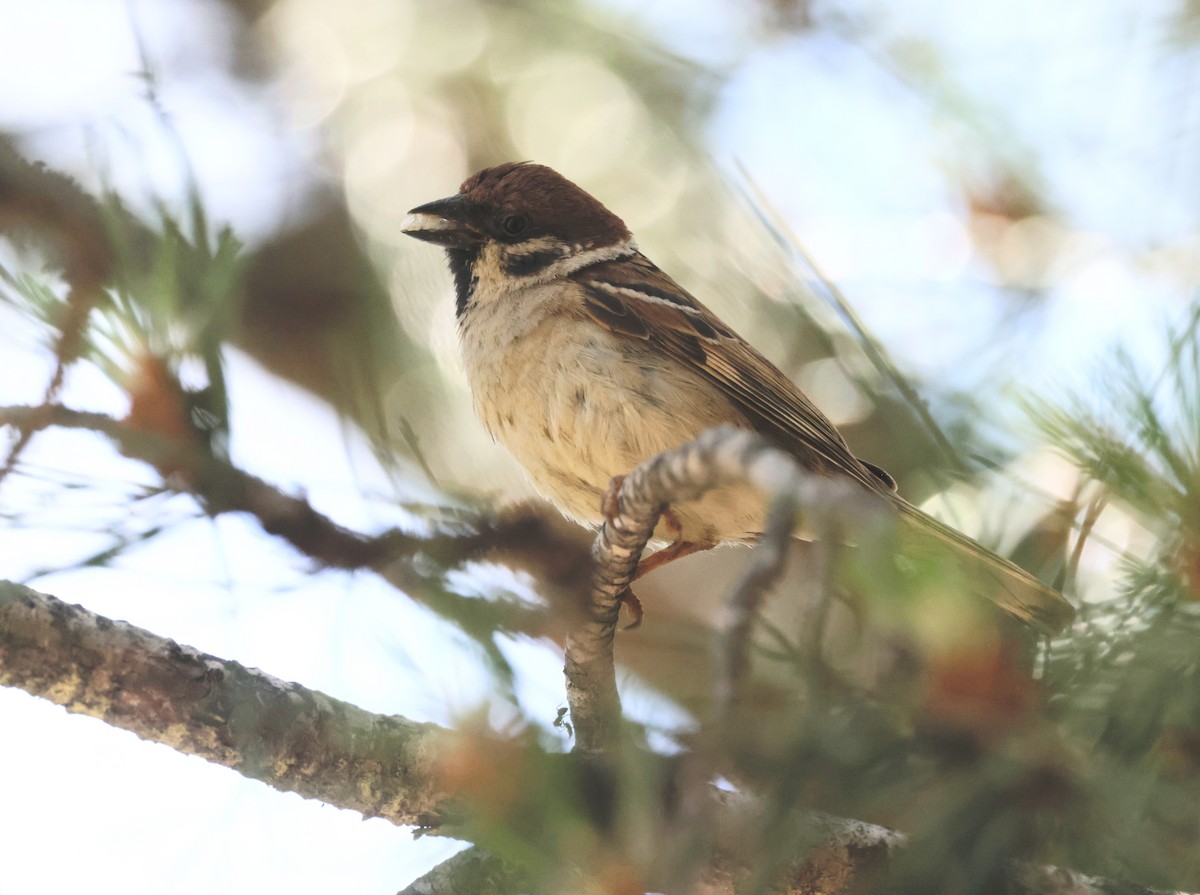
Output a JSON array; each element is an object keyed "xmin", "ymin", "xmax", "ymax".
[
  {"xmin": 1024, "ymin": 313, "xmax": 1200, "ymax": 887},
  {"xmin": 0, "ymin": 182, "xmax": 241, "ymax": 454}
]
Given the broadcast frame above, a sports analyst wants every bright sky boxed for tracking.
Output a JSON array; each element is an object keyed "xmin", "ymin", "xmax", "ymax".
[{"xmin": 0, "ymin": 1, "xmax": 1196, "ymax": 892}]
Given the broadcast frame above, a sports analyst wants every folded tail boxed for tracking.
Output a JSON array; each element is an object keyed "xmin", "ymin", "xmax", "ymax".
[{"xmin": 890, "ymin": 495, "xmax": 1076, "ymax": 635}]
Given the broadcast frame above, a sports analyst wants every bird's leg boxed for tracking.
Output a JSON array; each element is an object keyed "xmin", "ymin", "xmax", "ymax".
[
  {"xmin": 617, "ymin": 588, "xmax": 644, "ymax": 630},
  {"xmin": 630, "ymin": 506, "xmax": 709, "ymax": 579},
  {"xmin": 600, "ymin": 479, "xmax": 714, "ymax": 628}
]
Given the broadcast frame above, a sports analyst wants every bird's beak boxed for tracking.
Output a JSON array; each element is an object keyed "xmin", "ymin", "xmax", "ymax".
[{"xmin": 401, "ymin": 194, "xmax": 481, "ymax": 249}]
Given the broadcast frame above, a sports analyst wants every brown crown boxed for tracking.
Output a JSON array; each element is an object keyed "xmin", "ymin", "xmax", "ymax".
[{"xmin": 458, "ymin": 162, "xmax": 632, "ymax": 247}]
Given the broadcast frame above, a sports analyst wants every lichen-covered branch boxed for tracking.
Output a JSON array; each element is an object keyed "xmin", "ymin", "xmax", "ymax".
[
  {"xmin": 0, "ymin": 579, "xmax": 452, "ymax": 827},
  {"xmin": 0, "ymin": 580, "xmax": 1181, "ymax": 895},
  {"xmin": 396, "ymin": 846, "xmax": 532, "ymax": 895}
]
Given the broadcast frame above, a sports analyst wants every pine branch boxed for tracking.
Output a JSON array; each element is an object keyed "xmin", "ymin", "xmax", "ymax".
[{"xmin": 0, "ymin": 403, "xmax": 593, "ymax": 629}]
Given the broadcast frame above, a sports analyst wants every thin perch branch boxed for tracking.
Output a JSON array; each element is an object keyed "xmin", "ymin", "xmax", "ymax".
[{"xmin": 567, "ymin": 426, "xmax": 883, "ymax": 752}]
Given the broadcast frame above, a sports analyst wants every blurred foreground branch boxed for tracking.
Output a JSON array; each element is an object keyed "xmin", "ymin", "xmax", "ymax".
[
  {"xmin": 5, "ymin": 579, "xmax": 1157, "ymax": 895},
  {"xmin": 569, "ymin": 426, "xmax": 880, "ymax": 753},
  {"xmin": 0, "ymin": 403, "xmax": 592, "ymax": 628}
]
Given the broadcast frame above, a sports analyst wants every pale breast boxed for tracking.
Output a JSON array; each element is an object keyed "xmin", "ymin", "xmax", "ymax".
[{"xmin": 459, "ymin": 290, "xmax": 771, "ymax": 543}]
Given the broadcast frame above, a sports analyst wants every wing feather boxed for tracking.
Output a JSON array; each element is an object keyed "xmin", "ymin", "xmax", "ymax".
[{"xmin": 579, "ymin": 256, "xmax": 881, "ymax": 488}]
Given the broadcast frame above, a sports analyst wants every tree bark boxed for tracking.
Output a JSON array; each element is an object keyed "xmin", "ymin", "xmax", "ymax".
[{"xmin": 0, "ymin": 579, "xmax": 451, "ymax": 827}]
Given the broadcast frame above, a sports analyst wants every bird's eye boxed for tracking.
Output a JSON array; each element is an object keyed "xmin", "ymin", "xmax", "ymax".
[{"xmin": 500, "ymin": 213, "xmax": 528, "ymax": 236}]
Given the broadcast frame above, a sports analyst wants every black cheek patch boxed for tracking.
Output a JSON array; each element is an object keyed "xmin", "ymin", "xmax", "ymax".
[
  {"xmin": 448, "ymin": 247, "xmax": 480, "ymax": 318},
  {"xmin": 503, "ymin": 246, "xmax": 566, "ymax": 277}
]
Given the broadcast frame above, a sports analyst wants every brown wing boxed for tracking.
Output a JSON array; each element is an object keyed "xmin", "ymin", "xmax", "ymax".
[
  {"xmin": 575, "ymin": 253, "xmax": 890, "ymax": 493},
  {"xmin": 572, "ymin": 253, "xmax": 1075, "ymax": 633}
]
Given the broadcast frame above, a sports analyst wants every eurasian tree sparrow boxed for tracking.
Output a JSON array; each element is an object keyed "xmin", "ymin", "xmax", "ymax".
[{"xmin": 401, "ymin": 162, "xmax": 1074, "ymax": 633}]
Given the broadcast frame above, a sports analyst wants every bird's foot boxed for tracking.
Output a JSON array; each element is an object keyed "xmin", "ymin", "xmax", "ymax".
[
  {"xmin": 601, "ymin": 474, "xmax": 625, "ymax": 521},
  {"xmin": 618, "ymin": 587, "xmax": 644, "ymax": 630}
]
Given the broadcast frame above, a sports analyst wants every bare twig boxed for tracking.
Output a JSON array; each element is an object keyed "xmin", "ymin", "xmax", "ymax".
[
  {"xmin": 0, "ymin": 284, "xmax": 98, "ymax": 486},
  {"xmin": 1064, "ymin": 493, "xmax": 1106, "ymax": 596},
  {"xmin": 567, "ymin": 426, "xmax": 883, "ymax": 752},
  {"xmin": 715, "ymin": 450, "xmax": 803, "ymax": 721}
]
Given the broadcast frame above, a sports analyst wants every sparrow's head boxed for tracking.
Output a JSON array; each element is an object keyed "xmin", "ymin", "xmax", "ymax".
[{"xmin": 403, "ymin": 163, "xmax": 633, "ymax": 315}]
